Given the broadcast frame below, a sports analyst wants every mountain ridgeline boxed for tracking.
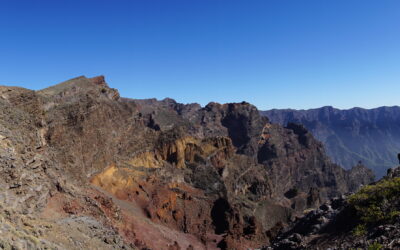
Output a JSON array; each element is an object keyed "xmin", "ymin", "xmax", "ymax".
[
  {"xmin": 0, "ymin": 76, "xmax": 374, "ymax": 249},
  {"xmin": 262, "ymin": 106, "xmax": 400, "ymax": 178}
]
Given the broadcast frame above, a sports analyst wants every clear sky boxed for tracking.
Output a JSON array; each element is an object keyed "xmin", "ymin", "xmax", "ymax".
[{"xmin": 0, "ymin": 0, "xmax": 399, "ymax": 110}]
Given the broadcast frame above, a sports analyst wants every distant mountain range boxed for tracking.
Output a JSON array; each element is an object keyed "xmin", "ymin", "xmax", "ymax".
[{"xmin": 262, "ymin": 106, "xmax": 400, "ymax": 178}]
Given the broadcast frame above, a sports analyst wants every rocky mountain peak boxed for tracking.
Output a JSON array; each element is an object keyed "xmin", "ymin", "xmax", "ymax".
[{"xmin": 38, "ymin": 75, "xmax": 120, "ymax": 101}]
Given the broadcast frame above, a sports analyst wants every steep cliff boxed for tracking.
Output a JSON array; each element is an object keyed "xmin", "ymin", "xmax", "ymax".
[{"xmin": 0, "ymin": 76, "xmax": 373, "ymax": 249}]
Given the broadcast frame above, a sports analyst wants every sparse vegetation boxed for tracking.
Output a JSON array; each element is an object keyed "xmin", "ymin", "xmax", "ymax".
[
  {"xmin": 368, "ymin": 242, "xmax": 383, "ymax": 250},
  {"xmin": 352, "ymin": 223, "xmax": 367, "ymax": 236},
  {"xmin": 349, "ymin": 177, "xmax": 400, "ymax": 224}
]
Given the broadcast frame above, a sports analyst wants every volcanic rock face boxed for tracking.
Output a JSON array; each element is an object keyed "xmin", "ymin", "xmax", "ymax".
[
  {"xmin": 262, "ymin": 106, "xmax": 400, "ymax": 178},
  {"xmin": 0, "ymin": 76, "xmax": 373, "ymax": 249},
  {"xmin": 269, "ymin": 166, "xmax": 400, "ymax": 250}
]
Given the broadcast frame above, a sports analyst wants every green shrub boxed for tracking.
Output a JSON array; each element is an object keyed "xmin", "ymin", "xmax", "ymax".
[
  {"xmin": 352, "ymin": 223, "xmax": 367, "ymax": 236},
  {"xmin": 348, "ymin": 177, "xmax": 400, "ymax": 224},
  {"xmin": 368, "ymin": 242, "xmax": 383, "ymax": 250}
]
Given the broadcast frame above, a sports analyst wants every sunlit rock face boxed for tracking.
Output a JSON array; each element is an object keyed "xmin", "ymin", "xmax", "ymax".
[{"xmin": 0, "ymin": 76, "xmax": 373, "ymax": 249}]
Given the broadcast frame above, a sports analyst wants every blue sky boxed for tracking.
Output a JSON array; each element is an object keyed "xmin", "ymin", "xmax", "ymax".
[{"xmin": 0, "ymin": 0, "xmax": 399, "ymax": 110}]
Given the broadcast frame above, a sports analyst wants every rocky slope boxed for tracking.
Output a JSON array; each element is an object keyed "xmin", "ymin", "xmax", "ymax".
[
  {"xmin": 262, "ymin": 106, "xmax": 400, "ymax": 178},
  {"xmin": 268, "ymin": 166, "xmax": 400, "ymax": 250},
  {"xmin": 0, "ymin": 76, "xmax": 373, "ymax": 249}
]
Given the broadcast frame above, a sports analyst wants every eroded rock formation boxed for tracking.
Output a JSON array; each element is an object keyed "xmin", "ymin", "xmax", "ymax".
[
  {"xmin": 269, "ymin": 166, "xmax": 400, "ymax": 250},
  {"xmin": 0, "ymin": 76, "xmax": 373, "ymax": 249}
]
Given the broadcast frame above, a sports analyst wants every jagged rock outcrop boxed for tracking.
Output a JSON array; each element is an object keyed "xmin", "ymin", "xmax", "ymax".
[
  {"xmin": 269, "ymin": 165, "xmax": 400, "ymax": 250},
  {"xmin": 0, "ymin": 76, "xmax": 373, "ymax": 249}
]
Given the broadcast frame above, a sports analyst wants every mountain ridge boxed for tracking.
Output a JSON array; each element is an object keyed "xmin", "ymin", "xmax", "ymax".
[
  {"xmin": 0, "ymin": 76, "xmax": 374, "ymax": 249},
  {"xmin": 262, "ymin": 106, "xmax": 400, "ymax": 178}
]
